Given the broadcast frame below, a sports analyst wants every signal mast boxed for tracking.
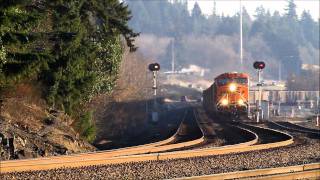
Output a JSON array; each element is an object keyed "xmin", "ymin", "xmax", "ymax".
[
  {"xmin": 148, "ymin": 63, "xmax": 161, "ymax": 123},
  {"xmin": 253, "ymin": 61, "xmax": 266, "ymax": 123}
]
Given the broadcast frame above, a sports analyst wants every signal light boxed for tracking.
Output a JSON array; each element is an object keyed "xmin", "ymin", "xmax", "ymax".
[
  {"xmin": 148, "ymin": 63, "xmax": 161, "ymax": 71},
  {"xmin": 253, "ymin": 61, "xmax": 265, "ymax": 70}
]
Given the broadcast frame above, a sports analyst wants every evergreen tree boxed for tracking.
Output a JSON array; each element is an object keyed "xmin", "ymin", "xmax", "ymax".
[
  {"xmin": 126, "ymin": 0, "xmax": 150, "ymax": 33},
  {"xmin": 1, "ymin": 0, "xmax": 138, "ymax": 142},
  {"xmin": 254, "ymin": 6, "xmax": 267, "ymax": 19},
  {"xmin": 120, "ymin": 0, "xmax": 319, "ymax": 79},
  {"xmin": 191, "ymin": 2, "xmax": 205, "ymax": 34},
  {"xmin": 207, "ymin": 13, "xmax": 220, "ymax": 36},
  {"xmin": 1, "ymin": 0, "xmax": 138, "ymax": 115},
  {"xmin": 0, "ymin": 0, "xmax": 50, "ymax": 86},
  {"xmin": 242, "ymin": 7, "xmax": 252, "ymax": 37},
  {"xmin": 42, "ymin": 0, "xmax": 138, "ymax": 114},
  {"xmin": 300, "ymin": 10, "xmax": 318, "ymax": 48},
  {"xmin": 169, "ymin": 2, "xmax": 190, "ymax": 36},
  {"xmin": 285, "ymin": 0, "xmax": 297, "ymax": 20},
  {"xmin": 250, "ymin": 6, "xmax": 268, "ymax": 36},
  {"xmin": 216, "ymin": 15, "xmax": 238, "ymax": 35},
  {"xmin": 191, "ymin": 2, "xmax": 201, "ymax": 18}
]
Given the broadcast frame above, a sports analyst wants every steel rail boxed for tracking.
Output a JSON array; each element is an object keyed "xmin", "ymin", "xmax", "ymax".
[
  {"xmin": 174, "ymin": 163, "xmax": 320, "ymax": 180},
  {"xmin": 194, "ymin": 108, "xmax": 259, "ymax": 148},
  {"xmin": 0, "ymin": 115, "xmax": 292, "ymax": 173},
  {"xmin": 270, "ymin": 121, "xmax": 320, "ymax": 136},
  {"xmin": 0, "ymin": 122, "xmax": 177, "ymax": 160},
  {"xmin": 130, "ymin": 137, "xmax": 206, "ymax": 155},
  {"xmin": 254, "ymin": 169, "xmax": 320, "ymax": 180},
  {"xmin": 238, "ymin": 122, "xmax": 294, "ymax": 141},
  {"xmin": 0, "ymin": 111, "xmax": 189, "ymax": 165},
  {"xmin": 282, "ymin": 121, "xmax": 320, "ymax": 133},
  {"xmin": 116, "ymin": 109, "xmax": 208, "ymax": 154},
  {"xmin": 136, "ymin": 110, "xmax": 260, "ymax": 154},
  {"xmin": 0, "ymin": 136, "xmax": 293, "ymax": 173},
  {"xmin": 0, "ymin": 110, "xmax": 206, "ymax": 168}
]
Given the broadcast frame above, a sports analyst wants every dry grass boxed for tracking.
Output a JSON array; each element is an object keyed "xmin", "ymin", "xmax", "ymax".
[
  {"xmin": 0, "ymin": 82, "xmax": 95, "ymax": 160},
  {"xmin": 89, "ymin": 49, "xmax": 154, "ymax": 148}
]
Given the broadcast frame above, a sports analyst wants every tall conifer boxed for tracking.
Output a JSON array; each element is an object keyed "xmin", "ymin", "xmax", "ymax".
[{"xmin": 0, "ymin": 0, "xmax": 50, "ymax": 85}]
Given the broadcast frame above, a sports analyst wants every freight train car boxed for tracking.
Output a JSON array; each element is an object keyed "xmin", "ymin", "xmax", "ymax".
[{"xmin": 203, "ymin": 72, "xmax": 249, "ymax": 116}]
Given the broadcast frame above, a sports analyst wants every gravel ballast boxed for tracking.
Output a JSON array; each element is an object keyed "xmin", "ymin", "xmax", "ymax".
[{"xmin": 2, "ymin": 137, "xmax": 319, "ymax": 180}]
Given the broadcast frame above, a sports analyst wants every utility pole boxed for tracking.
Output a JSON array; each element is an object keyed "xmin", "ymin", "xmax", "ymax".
[
  {"xmin": 278, "ymin": 101, "xmax": 281, "ymax": 116},
  {"xmin": 317, "ymin": 95, "xmax": 320, "ymax": 127},
  {"xmin": 278, "ymin": 61, "xmax": 281, "ymax": 82},
  {"xmin": 171, "ymin": 39, "xmax": 175, "ymax": 73},
  {"xmin": 145, "ymin": 69, "xmax": 149, "ymax": 121},
  {"xmin": 240, "ymin": 0, "xmax": 243, "ymax": 71}
]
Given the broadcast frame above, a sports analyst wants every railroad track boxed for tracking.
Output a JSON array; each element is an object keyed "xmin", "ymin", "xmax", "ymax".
[
  {"xmin": 131, "ymin": 108, "xmax": 206, "ymax": 154},
  {"xmin": 235, "ymin": 123, "xmax": 293, "ymax": 144},
  {"xmin": 0, "ymin": 111, "xmax": 185, "ymax": 170},
  {"xmin": 193, "ymin": 109, "xmax": 260, "ymax": 149},
  {"xmin": 0, "ymin": 108, "xmax": 206, "ymax": 172},
  {"xmin": 0, "ymin": 108, "xmax": 294, "ymax": 173},
  {"xmin": 269, "ymin": 121, "xmax": 320, "ymax": 138},
  {"xmin": 175, "ymin": 163, "xmax": 320, "ymax": 180},
  {"xmin": 202, "ymin": 110, "xmax": 291, "ymax": 146}
]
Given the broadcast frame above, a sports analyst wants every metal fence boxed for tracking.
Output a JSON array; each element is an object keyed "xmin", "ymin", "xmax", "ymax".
[{"xmin": 249, "ymin": 91, "xmax": 320, "ymax": 105}]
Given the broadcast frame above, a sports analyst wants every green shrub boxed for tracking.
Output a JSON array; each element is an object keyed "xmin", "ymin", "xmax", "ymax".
[{"xmin": 78, "ymin": 111, "xmax": 96, "ymax": 143}]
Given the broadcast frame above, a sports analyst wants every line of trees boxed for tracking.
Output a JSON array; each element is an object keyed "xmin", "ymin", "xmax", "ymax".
[
  {"xmin": 0, "ymin": 0, "xmax": 138, "ymax": 141},
  {"xmin": 126, "ymin": 0, "xmax": 319, "ymax": 87}
]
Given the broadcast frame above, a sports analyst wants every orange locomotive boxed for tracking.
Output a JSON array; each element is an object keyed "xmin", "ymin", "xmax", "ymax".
[{"xmin": 203, "ymin": 72, "xmax": 249, "ymax": 116}]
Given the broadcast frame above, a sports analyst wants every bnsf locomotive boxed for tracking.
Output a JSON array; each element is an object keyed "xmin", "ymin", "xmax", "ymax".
[{"xmin": 203, "ymin": 72, "xmax": 249, "ymax": 116}]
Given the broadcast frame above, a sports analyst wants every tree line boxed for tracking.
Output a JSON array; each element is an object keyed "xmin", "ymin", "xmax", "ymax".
[
  {"xmin": 0, "ymin": 0, "xmax": 137, "ymax": 141},
  {"xmin": 126, "ymin": 0, "xmax": 319, "ymax": 89}
]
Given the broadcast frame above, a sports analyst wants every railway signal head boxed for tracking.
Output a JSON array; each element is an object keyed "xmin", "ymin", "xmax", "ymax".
[
  {"xmin": 149, "ymin": 63, "xmax": 161, "ymax": 71},
  {"xmin": 253, "ymin": 61, "xmax": 266, "ymax": 70}
]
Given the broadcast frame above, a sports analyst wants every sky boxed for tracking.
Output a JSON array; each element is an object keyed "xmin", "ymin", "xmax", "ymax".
[{"xmin": 187, "ymin": 0, "xmax": 320, "ymax": 20}]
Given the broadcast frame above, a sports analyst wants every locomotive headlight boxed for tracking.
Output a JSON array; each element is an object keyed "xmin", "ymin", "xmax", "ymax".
[
  {"xmin": 238, "ymin": 99, "xmax": 244, "ymax": 106},
  {"xmin": 229, "ymin": 83, "xmax": 237, "ymax": 92},
  {"xmin": 221, "ymin": 99, "xmax": 228, "ymax": 106}
]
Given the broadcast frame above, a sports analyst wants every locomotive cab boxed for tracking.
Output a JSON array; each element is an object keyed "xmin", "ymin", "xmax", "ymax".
[{"xmin": 203, "ymin": 72, "xmax": 249, "ymax": 116}]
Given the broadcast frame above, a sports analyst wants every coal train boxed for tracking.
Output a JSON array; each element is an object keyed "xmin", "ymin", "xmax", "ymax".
[{"xmin": 203, "ymin": 72, "xmax": 249, "ymax": 116}]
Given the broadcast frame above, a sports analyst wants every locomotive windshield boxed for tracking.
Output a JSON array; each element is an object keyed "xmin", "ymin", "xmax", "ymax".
[
  {"xmin": 235, "ymin": 78, "xmax": 248, "ymax": 84},
  {"xmin": 217, "ymin": 78, "xmax": 231, "ymax": 85},
  {"xmin": 217, "ymin": 78, "xmax": 247, "ymax": 86}
]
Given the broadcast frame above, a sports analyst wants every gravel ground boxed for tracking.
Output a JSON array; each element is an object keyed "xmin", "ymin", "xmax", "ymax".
[{"xmin": 2, "ymin": 138, "xmax": 319, "ymax": 180}]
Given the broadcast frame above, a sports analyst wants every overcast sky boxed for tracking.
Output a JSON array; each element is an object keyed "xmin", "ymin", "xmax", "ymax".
[{"xmin": 187, "ymin": 0, "xmax": 319, "ymax": 20}]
